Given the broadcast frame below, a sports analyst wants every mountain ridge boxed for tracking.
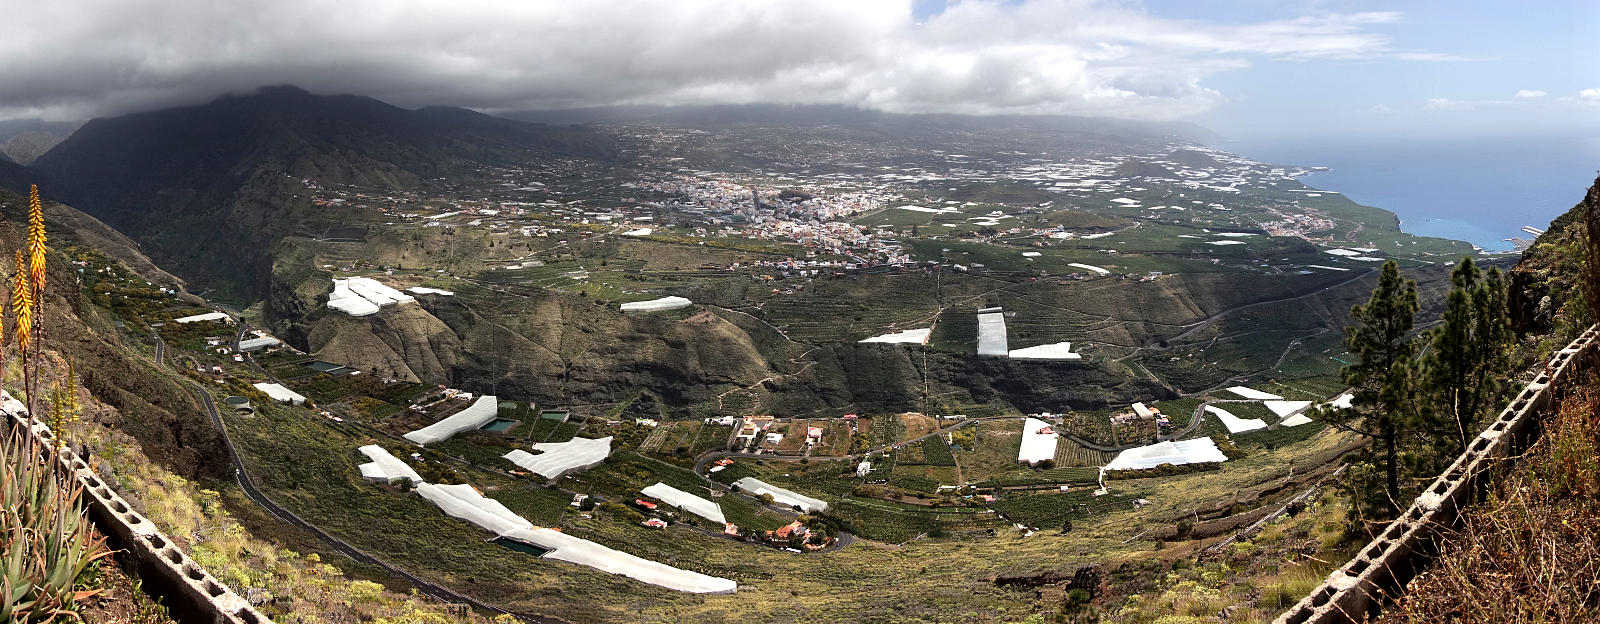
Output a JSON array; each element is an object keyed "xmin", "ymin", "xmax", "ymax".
[{"xmin": 30, "ymin": 86, "xmax": 621, "ymax": 301}]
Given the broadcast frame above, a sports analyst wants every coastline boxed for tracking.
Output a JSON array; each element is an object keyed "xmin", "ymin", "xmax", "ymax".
[{"xmin": 1224, "ymin": 135, "xmax": 1600, "ymax": 254}]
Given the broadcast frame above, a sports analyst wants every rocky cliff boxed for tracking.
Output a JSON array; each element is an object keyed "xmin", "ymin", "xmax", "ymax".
[{"xmin": 1509, "ymin": 172, "xmax": 1598, "ymax": 335}]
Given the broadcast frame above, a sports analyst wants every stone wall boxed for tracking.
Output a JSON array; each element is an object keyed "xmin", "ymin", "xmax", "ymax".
[
  {"xmin": 3, "ymin": 393, "xmax": 273, "ymax": 624},
  {"xmin": 1273, "ymin": 324, "xmax": 1600, "ymax": 624}
]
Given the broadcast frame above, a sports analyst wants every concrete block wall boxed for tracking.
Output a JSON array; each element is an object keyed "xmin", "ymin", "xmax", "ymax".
[
  {"xmin": 1272, "ymin": 324, "xmax": 1600, "ymax": 624},
  {"xmin": 3, "ymin": 395, "xmax": 273, "ymax": 624}
]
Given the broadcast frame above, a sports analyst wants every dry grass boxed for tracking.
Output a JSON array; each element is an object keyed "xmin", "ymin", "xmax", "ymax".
[
  {"xmin": 898, "ymin": 412, "xmax": 941, "ymax": 441},
  {"xmin": 1379, "ymin": 386, "xmax": 1600, "ymax": 624},
  {"xmin": 60, "ymin": 367, "xmax": 492, "ymax": 624}
]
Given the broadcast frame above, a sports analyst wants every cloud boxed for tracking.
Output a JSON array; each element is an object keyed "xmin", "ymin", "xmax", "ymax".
[
  {"xmin": 1514, "ymin": 89, "xmax": 1547, "ymax": 98},
  {"xmin": 1423, "ymin": 97, "xmax": 1515, "ymax": 110},
  {"xmin": 0, "ymin": 0, "xmax": 1459, "ymax": 122},
  {"xmin": 1581, "ymin": 88, "xmax": 1600, "ymax": 100}
]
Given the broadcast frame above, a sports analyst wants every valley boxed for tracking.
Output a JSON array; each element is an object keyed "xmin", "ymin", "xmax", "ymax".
[{"xmin": 0, "ymin": 91, "xmax": 1522, "ymax": 623}]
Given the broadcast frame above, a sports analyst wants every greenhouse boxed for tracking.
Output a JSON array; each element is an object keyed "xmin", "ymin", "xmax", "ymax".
[
  {"xmin": 416, "ymin": 480, "xmax": 737, "ymax": 593},
  {"xmin": 504, "ymin": 527, "xmax": 737, "ymax": 594},
  {"xmin": 1225, "ymin": 386, "xmax": 1282, "ymax": 400},
  {"xmin": 503, "ymin": 436, "xmax": 613, "ymax": 479},
  {"xmin": 640, "ymin": 482, "xmax": 726, "ymax": 524},
  {"xmin": 238, "ymin": 337, "xmax": 282, "ymax": 352},
  {"xmin": 357, "ymin": 444, "xmax": 423, "ymax": 486},
  {"xmin": 1008, "ymin": 342, "xmax": 1081, "ymax": 360},
  {"xmin": 416, "ymin": 482, "xmax": 533, "ymax": 535},
  {"xmin": 403, "ymin": 395, "xmax": 500, "ymax": 444},
  {"xmin": 859, "ymin": 328, "xmax": 931, "ymax": 344},
  {"xmin": 1204, "ymin": 405, "xmax": 1267, "ymax": 433},
  {"xmin": 1103, "ymin": 438, "xmax": 1228, "ymax": 471},
  {"xmin": 252, "ymin": 382, "xmax": 306, "ymax": 405},
  {"xmin": 1263, "ymin": 400, "xmax": 1313, "ymax": 419},
  {"xmin": 976, "ymin": 307, "xmax": 1008, "ymax": 356},
  {"xmin": 173, "ymin": 311, "xmax": 230, "ymax": 324},
  {"xmin": 731, "ymin": 477, "xmax": 828, "ymax": 513},
  {"xmin": 328, "ymin": 277, "xmax": 416, "ymax": 317},
  {"xmin": 1018, "ymin": 417, "xmax": 1059, "ymax": 465},
  {"xmin": 619, "ymin": 296, "xmax": 692, "ymax": 312}
]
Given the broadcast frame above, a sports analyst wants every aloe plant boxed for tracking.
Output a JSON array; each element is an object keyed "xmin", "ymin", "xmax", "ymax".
[{"xmin": 0, "ymin": 426, "xmax": 111, "ymax": 622}]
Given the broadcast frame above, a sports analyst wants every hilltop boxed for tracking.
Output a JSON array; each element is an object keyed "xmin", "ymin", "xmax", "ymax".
[{"xmin": 30, "ymin": 86, "xmax": 619, "ymax": 300}]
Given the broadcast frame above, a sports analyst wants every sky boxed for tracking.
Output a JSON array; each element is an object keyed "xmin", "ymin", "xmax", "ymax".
[{"xmin": 3, "ymin": 0, "xmax": 1596, "ymax": 140}]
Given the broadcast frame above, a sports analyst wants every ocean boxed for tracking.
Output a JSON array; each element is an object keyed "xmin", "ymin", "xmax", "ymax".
[{"xmin": 1224, "ymin": 135, "xmax": 1600, "ymax": 251}]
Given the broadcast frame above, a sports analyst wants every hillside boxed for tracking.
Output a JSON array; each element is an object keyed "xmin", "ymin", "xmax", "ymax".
[
  {"xmin": 1508, "ymin": 173, "xmax": 1600, "ymax": 336},
  {"xmin": 31, "ymin": 86, "xmax": 619, "ymax": 301},
  {"xmin": 0, "ymin": 118, "xmax": 80, "ymax": 164}
]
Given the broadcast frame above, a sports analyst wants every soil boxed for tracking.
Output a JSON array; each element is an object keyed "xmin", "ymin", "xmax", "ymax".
[{"xmin": 76, "ymin": 552, "xmax": 177, "ymax": 624}]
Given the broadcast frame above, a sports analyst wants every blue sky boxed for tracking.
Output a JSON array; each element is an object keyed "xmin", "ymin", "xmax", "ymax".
[{"xmin": 920, "ymin": 1, "xmax": 1600, "ymax": 140}]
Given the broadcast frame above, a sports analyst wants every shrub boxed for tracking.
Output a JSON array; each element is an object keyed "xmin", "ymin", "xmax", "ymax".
[{"xmin": 1, "ymin": 429, "xmax": 112, "ymax": 621}]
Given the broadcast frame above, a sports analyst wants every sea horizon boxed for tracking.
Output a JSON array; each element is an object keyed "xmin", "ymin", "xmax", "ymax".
[{"xmin": 1224, "ymin": 134, "xmax": 1600, "ymax": 252}]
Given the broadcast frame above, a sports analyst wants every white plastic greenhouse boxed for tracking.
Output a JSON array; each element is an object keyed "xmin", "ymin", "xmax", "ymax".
[
  {"xmin": 173, "ymin": 311, "xmax": 230, "ymax": 324},
  {"xmin": 1103, "ymin": 438, "xmax": 1229, "ymax": 471},
  {"xmin": 1018, "ymin": 417, "xmax": 1059, "ymax": 465},
  {"xmin": 731, "ymin": 477, "xmax": 828, "ymax": 513},
  {"xmin": 640, "ymin": 482, "xmax": 726, "ymax": 524},
  {"xmin": 503, "ymin": 527, "xmax": 737, "ymax": 594},
  {"xmin": 403, "ymin": 395, "xmax": 499, "ymax": 444},
  {"xmin": 1204, "ymin": 405, "xmax": 1267, "ymax": 433},
  {"xmin": 619, "ymin": 296, "xmax": 692, "ymax": 312},
  {"xmin": 977, "ymin": 308, "xmax": 1008, "ymax": 356},
  {"xmin": 416, "ymin": 482, "xmax": 533, "ymax": 535},
  {"xmin": 1278, "ymin": 413, "xmax": 1315, "ymax": 427},
  {"xmin": 252, "ymin": 382, "xmax": 306, "ymax": 405},
  {"xmin": 1264, "ymin": 400, "xmax": 1313, "ymax": 419},
  {"xmin": 1008, "ymin": 342, "xmax": 1082, "ymax": 360},
  {"xmin": 357, "ymin": 445, "xmax": 423, "ymax": 486},
  {"xmin": 415, "ymin": 480, "xmax": 737, "ymax": 593},
  {"xmin": 503, "ymin": 436, "xmax": 612, "ymax": 479},
  {"xmin": 859, "ymin": 328, "xmax": 932, "ymax": 344},
  {"xmin": 1225, "ymin": 386, "xmax": 1282, "ymax": 400},
  {"xmin": 328, "ymin": 277, "xmax": 416, "ymax": 317}
]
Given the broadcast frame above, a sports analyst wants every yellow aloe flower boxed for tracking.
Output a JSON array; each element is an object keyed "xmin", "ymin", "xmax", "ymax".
[
  {"xmin": 12, "ymin": 250, "xmax": 31, "ymax": 354},
  {"xmin": 27, "ymin": 185, "xmax": 46, "ymax": 301}
]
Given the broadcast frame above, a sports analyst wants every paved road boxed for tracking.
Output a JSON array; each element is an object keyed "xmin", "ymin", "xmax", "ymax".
[{"xmin": 154, "ymin": 331, "xmax": 558, "ymax": 624}]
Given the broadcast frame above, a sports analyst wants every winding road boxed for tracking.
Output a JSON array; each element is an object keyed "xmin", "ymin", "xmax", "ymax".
[{"xmin": 153, "ymin": 324, "xmax": 557, "ymax": 624}]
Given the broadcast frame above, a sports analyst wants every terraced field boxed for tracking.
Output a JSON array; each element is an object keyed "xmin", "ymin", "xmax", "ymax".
[
  {"xmin": 1055, "ymin": 442, "xmax": 1115, "ymax": 467},
  {"xmin": 990, "ymin": 488, "xmax": 1145, "ymax": 529},
  {"xmin": 1233, "ymin": 421, "xmax": 1330, "ymax": 450}
]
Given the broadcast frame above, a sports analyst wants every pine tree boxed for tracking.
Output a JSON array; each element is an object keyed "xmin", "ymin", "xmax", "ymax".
[
  {"xmin": 1423, "ymin": 257, "xmax": 1513, "ymax": 454},
  {"xmin": 1321, "ymin": 260, "xmax": 1422, "ymax": 512}
]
